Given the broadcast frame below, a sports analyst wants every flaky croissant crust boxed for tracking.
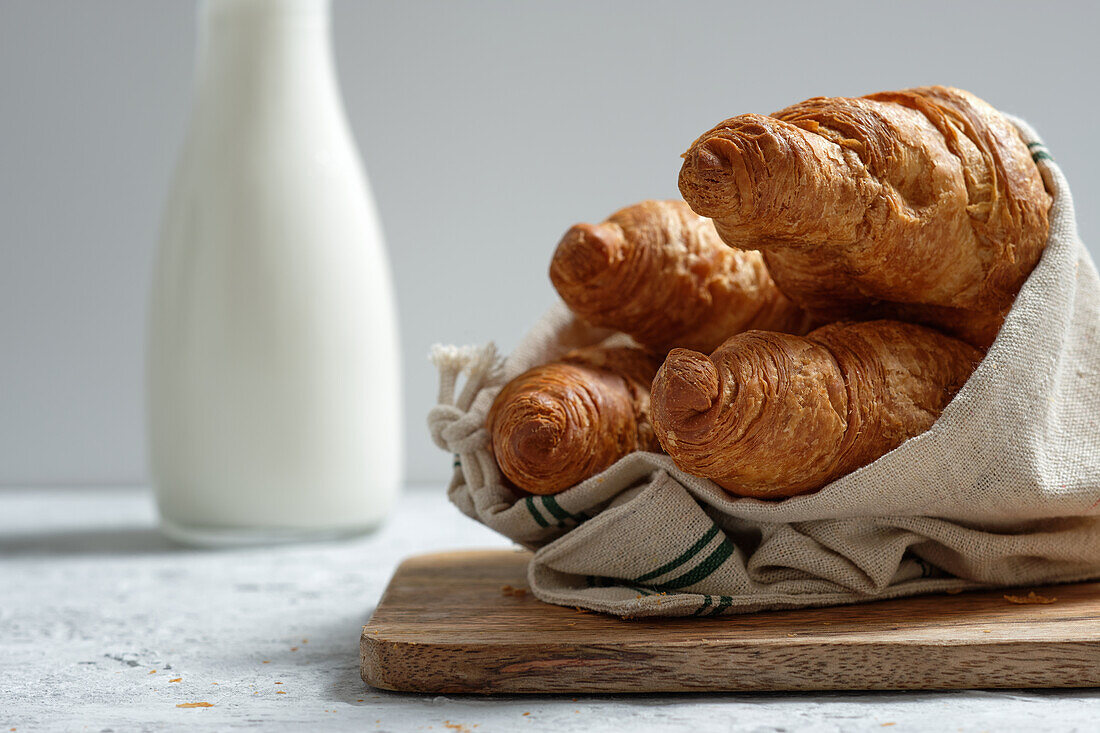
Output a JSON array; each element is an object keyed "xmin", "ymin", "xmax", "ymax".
[
  {"xmin": 679, "ymin": 86, "xmax": 1052, "ymax": 348},
  {"xmin": 488, "ymin": 347, "xmax": 661, "ymax": 495},
  {"xmin": 550, "ymin": 200, "xmax": 811, "ymax": 354},
  {"xmin": 651, "ymin": 320, "xmax": 982, "ymax": 498}
]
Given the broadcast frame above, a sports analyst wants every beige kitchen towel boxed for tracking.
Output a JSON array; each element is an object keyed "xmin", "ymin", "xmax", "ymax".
[{"xmin": 427, "ymin": 116, "xmax": 1100, "ymax": 617}]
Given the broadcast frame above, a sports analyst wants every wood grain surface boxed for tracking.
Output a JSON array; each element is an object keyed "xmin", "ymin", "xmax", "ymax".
[{"xmin": 360, "ymin": 549, "xmax": 1100, "ymax": 694}]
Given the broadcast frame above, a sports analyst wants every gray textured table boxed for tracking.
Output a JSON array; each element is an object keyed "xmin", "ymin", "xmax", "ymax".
[{"xmin": 2, "ymin": 486, "xmax": 1099, "ymax": 732}]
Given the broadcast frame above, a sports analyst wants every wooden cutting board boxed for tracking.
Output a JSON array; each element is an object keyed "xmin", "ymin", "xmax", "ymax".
[{"xmin": 360, "ymin": 549, "xmax": 1100, "ymax": 693}]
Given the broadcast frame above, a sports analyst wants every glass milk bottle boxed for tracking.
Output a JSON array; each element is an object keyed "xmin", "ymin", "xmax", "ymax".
[{"xmin": 147, "ymin": 0, "xmax": 402, "ymax": 545}]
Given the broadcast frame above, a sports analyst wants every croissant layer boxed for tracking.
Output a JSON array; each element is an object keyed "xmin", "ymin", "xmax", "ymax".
[
  {"xmin": 550, "ymin": 200, "xmax": 811, "ymax": 354},
  {"xmin": 678, "ymin": 86, "xmax": 1051, "ymax": 348},
  {"xmin": 651, "ymin": 320, "xmax": 982, "ymax": 498},
  {"xmin": 488, "ymin": 346, "xmax": 661, "ymax": 495}
]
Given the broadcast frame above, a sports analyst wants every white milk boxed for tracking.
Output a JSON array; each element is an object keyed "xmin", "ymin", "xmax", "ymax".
[{"xmin": 147, "ymin": 0, "xmax": 402, "ymax": 545}]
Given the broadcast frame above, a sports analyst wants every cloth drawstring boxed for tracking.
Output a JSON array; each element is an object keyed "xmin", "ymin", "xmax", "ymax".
[{"xmin": 427, "ymin": 343, "xmax": 503, "ymax": 454}]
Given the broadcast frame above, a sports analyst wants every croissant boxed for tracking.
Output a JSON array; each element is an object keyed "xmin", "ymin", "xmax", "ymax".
[
  {"xmin": 488, "ymin": 346, "xmax": 662, "ymax": 495},
  {"xmin": 678, "ymin": 86, "xmax": 1052, "ymax": 349},
  {"xmin": 651, "ymin": 320, "xmax": 982, "ymax": 499},
  {"xmin": 549, "ymin": 200, "xmax": 812, "ymax": 354}
]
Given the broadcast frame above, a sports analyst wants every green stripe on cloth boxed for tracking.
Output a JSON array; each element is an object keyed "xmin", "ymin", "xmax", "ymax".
[
  {"xmin": 691, "ymin": 595, "xmax": 713, "ymax": 616},
  {"xmin": 1028, "ymin": 141, "xmax": 1052, "ymax": 162},
  {"xmin": 634, "ymin": 525, "xmax": 721, "ymax": 583},
  {"xmin": 655, "ymin": 539, "xmax": 735, "ymax": 591},
  {"xmin": 540, "ymin": 495, "xmax": 586, "ymax": 526},
  {"xmin": 524, "ymin": 496, "xmax": 550, "ymax": 528},
  {"xmin": 704, "ymin": 596, "xmax": 733, "ymax": 617}
]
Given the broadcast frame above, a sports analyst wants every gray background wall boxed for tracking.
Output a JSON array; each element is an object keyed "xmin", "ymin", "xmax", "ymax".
[{"xmin": 1, "ymin": 0, "xmax": 1097, "ymax": 487}]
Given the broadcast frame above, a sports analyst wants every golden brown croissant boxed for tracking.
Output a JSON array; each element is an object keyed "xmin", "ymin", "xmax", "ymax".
[
  {"xmin": 651, "ymin": 320, "xmax": 982, "ymax": 499},
  {"xmin": 678, "ymin": 86, "xmax": 1051, "ymax": 349},
  {"xmin": 488, "ymin": 346, "xmax": 662, "ymax": 495},
  {"xmin": 549, "ymin": 200, "xmax": 812, "ymax": 353}
]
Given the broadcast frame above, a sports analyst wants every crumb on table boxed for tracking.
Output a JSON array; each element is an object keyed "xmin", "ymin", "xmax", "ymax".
[{"xmin": 1004, "ymin": 591, "xmax": 1057, "ymax": 604}]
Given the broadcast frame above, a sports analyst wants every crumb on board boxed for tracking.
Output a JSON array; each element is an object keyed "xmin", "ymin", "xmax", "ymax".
[
  {"xmin": 276, "ymin": 691, "xmax": 287, "ymax": 695},
  {"xmin": 169, "ymin": 678, "xmax": 182, "ymax": 683},
  {"xmin": 500, "ymin": 585, "xmax": 528, "ymax": 598},
  {"xmin": 881, "ymin": 724, "xmax": 896, "ymax": 728},
  {"xmin": 444, "ymin": 722, "xmax": 471, "ymax": 732},
  {"xmin": 262, "ymin": 660, "xmax": 271, "ymax": 664},
  {"xmin": 290, "ymin": 646, "xmax": 299, "ymax": 652},
  {"xmin": 1004, "ymin": 591, "xmax": 1057, "ymax": 604},
  {"xmin": 522, "ymin": 712, "xmax": 530, "ymax": 716},
  {"xmin": 176, "ymin": 702, "xmax": 214, "ymax": 708},
  {"xmin": 275, "ymin": 681, "xmax": 283, "ymax": 685},
  {"xmin": 149, "ymin": 670, "xmax": 157, "ymax": 674}
]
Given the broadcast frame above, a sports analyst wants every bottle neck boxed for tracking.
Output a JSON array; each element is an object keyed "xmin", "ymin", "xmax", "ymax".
[{"xmin": 194, "ymin": 0, "xmax": 336, "ymax": 114}]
